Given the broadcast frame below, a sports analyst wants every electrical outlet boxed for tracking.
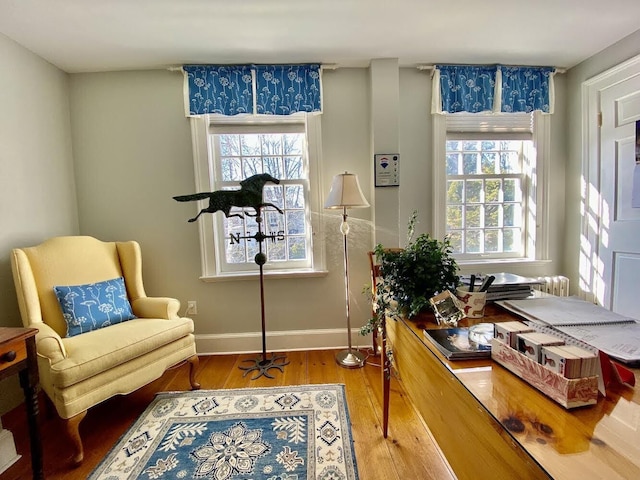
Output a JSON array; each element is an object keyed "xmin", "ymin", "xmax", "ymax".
[{"xmin": 186, "ymin": 301, "xmax": 197, "ymax": 315}]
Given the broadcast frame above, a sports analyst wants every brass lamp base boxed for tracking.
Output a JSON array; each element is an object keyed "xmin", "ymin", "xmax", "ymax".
[{"xmin": 336, "ymin": 349, "xmax": 366, "ymax": 369}]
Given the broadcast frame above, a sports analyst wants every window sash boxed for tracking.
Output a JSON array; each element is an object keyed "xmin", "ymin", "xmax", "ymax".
[
  {"xmin": 445, "ymin": 136, "xmax": 531, "ymax": 259},
  {"xmin": 209, "ymin": 125, "xmax": 313, "ymax": 273}
]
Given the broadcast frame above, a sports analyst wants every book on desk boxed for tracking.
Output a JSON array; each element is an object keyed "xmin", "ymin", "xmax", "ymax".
[
  {"xmin": 423, "ymin": 327, "xmax": 492, "ymax": 360},
  {"xmin": 460, "ymin": 272, "xmax": 543, "ymax": 301}
]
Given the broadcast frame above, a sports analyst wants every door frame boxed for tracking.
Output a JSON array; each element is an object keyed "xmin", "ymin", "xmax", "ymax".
[{"xmin": 581, "ymin": 54, "xmax": 640, "ymax": 304}]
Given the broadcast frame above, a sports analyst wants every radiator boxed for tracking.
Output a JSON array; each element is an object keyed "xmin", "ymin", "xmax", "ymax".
[{"xmin": 534, "ymin": 276, "xmax": 570, "ymax": 297}]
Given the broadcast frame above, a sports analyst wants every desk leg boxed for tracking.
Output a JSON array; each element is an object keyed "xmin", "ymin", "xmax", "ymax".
[
  {"xmin": 381, "ymin": 319, "xmax": 390, "ymax": 438},
  {"xmin": 19, "ymin": 337, "xmax": 43, "ymax": 480}
]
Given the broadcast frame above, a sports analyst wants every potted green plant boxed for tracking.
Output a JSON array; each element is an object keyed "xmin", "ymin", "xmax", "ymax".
[{"xmin": 361, "ymin": 211, "xmax": 460, "ymax": 336}]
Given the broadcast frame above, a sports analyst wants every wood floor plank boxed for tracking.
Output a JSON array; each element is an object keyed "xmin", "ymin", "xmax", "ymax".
[
  {"xmin": 0, "ymin": 350, "xmax": 453, "ymax": 480},
  {"xmin": 362, "ymin": 356, "xmax": 456, "ymax": 480}
]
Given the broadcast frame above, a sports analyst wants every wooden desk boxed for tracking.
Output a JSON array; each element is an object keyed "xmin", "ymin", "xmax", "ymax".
[
  {"xmin": 0, "ymin": 327, "xmax": 43, "ymax": 480},
  {"xmin": 384, "ymin": 305, "xmax": 640, "ymax": 480}
]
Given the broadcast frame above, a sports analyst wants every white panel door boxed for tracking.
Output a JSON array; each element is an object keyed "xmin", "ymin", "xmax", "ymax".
[{"xmin": 599, "ymin": 73, "xmax": 640, "ymax": 319}]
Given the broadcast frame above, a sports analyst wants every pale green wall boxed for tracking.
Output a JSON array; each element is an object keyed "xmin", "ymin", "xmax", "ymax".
[
  {"xmin": 0, "ymin": 33, "xmax": 77, "ymax": 412},
  {"xmin": 565, "ymin": 28, "xmax": 640, "ymax": 294},
  {"xmin": 68, "ymin": 68, "xmax": 374, "ymax": 340}
]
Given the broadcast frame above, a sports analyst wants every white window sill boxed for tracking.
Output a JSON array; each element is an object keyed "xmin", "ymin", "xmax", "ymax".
[
  {"xmin": 456, "ymin": 258, "xmax": 551, "ymax": 269},
  {"xmin": 200, "ymin": 269, "xmax": 329, "ymax": 283}
]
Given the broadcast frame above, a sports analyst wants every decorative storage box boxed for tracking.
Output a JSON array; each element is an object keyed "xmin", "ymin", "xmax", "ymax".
[{"xmin": 491, "ymin": 339, "xmax": 598, "ymax": 409}]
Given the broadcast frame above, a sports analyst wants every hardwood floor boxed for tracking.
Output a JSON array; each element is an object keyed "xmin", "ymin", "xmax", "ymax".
[{"xmin": 0, "ymin": 349, "xmax": 455, "ymax": 480}]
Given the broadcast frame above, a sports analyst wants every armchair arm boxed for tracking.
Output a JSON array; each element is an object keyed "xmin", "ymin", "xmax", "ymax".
[
  {"xmin": 131, "ymin": 297, "xmax": 181, "ymax": 319},
  {"xmin": 35, "ymin": 322, "xmax": 67, "ymax": 364}
]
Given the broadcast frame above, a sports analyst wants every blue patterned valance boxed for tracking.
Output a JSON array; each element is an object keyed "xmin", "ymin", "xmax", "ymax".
[
  {"xmin": 436, "ymin": 65, "xmax": 497, "ymax": 114},
  {"xmin": 183, "ymin": 64, "xmax": 322, "ymax": 116},
  {"xmin": 500, "ymin": 66, "xmax": 555, "ymax": 113},
  {"xmin": 255, "ymin": 64, "xmax": 322, "ymax": 115},
  {"xmin": 432, "ymin": 64, "xmax": 556, "ymax": 114},
  {"xmin": 183, "ymin": 65, "xmax": 253, "ymax": 116}
]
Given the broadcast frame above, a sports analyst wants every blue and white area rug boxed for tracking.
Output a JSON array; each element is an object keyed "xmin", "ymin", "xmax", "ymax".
[{"xmin": 89, "ymin": 384, "xmax": 359, "ymax": 480}]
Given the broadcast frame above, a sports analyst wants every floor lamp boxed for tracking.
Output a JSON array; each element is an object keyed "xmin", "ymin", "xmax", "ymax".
[{"xmin": 325, "ymin": 172, "xmax": 370, "ymax": 368}]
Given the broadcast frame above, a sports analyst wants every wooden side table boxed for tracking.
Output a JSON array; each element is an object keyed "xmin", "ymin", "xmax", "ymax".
[{"xmin": 0, "ymin": 327, "xmax": 42, "ymax": 480}]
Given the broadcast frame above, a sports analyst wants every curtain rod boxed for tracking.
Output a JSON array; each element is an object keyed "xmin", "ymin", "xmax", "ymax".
[
  {"xmin": 417, "ymin": 64, "xmax": 566, "ymax": 74},
  {"xmin": 166, "ymin": 64, "xmax": 338, "ymax": 72}
]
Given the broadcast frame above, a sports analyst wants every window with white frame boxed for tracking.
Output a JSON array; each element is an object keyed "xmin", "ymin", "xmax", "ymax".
[
  {"xmin": 190, "ymin": 114, "xmax": 325, "ymax": 278},
  {"xmin": 433, "ymin": 112, "xmax": 550, "ymax": 263}
]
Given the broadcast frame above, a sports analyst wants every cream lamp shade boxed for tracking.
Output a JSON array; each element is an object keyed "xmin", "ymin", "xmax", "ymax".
[{"xmin": 324, "ymin": 172, "xmax": 369, "ymax": 209}]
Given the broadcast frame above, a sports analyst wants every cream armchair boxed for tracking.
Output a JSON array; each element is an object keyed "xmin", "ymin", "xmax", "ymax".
[{"xmin": 11, "ymin": 236, "xmax": 200, "ymax": 463}]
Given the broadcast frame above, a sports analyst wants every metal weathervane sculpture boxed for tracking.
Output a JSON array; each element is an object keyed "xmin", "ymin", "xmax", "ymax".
[{"xmin": 174, "ymin": 173, "xmax": 289, "ymax": 379}]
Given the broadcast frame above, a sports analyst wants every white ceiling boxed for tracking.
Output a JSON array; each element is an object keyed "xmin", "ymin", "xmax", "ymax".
[{"xmin": 1, "ymin": 0, "xmax": 639, "ymax": 73}]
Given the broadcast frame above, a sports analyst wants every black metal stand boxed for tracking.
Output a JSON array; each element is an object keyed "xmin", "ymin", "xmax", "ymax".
[{"xmin": 238, "ymin": 208, "xmax": 289, "ymax": 379}]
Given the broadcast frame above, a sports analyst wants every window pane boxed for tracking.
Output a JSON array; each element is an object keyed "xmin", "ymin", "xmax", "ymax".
[
  {"xmin": 263, "ymin": 157, "xmax": 283, "ymax": 178},
  {"xmin": 284, "ymin": 156, "xmax": 303, "ymax": 179},
  {"xmin": 226, "ymin": 240, "xmax": 247, "ymax": 264},
  {"xmin": 266, "ymin": 239, "xmax": 286, "ymax": 261},
  {"xmin": 241, "ymin": 134, "xmax": 261, "ymax": 155},
  {"xmin": 286, "ymin": 210, "xmax": 306, "ymax": 235},
  {"xmin": 465, "ymin": 205, "xmax": 481, "ymax": 228},
  {"xmin": 288, "ymin": 237, "xmax": 307, "ymax": 260},
  {"xmin": 484, "ymin": 230, "xmax": 499, "ymax": 252},
  {"xmin": 285, "ymin": 184, "xmax": 304, "ymax": 209},
  {"xmin": 481, "ymin": 152, "xmax": 497, "ymax": 174},
  {"xmin": 221, "ymin": 157, "xmax": 242, "ymax": 181},
  {"xmin": 447, "ymin": 180, "xmax": 463, "ymax": 203},
  {"xmin": 283, "ymin": 134, "xmax": 303, "ymax": 154},
  {"xmin": 243, "ymin": 157, "xmax": 262, "ymax": 177},
  {"xmin": 503, "ymin": 204, "xmax": 515, "ymax": 226},
  {"xmin": 504, "ymin": 228, "xmax": 521, "ymax": 252},
  {"xmin": 463, "ymin": 141, "xmax": 479, "ymax": 151},
  {"xmin": 446, "ymin": 153, "xmax": 459, "ymax": 175},
  {"xmin": 503, "ymin": 179, "xmax": 519, "ymax": 202},
  {"xmin": 466, "ymin": 180, "xmax": 482, "ymax": 203},
  {"xmin": 500, "ymin": 151, "xmax": 520, "ymax": 173},
  {"xmin": 219, "ymin": 135, "xmax": 240, "ymax": 156},
  {"xmin": 448, "ymin": 231, "xmax": 463, "ymax": 253},
  {"xmin": 247, "ymin": 238, "xmax": 259, "ymax": 260},
  {"xmin": 263, "ymin": 185, "xmax": 284, "ymax": 209},
  {"xmin": 264, "ymin": 210, "xmax": 284, "ymax": 234},
  {"xmin": 463, "ymin": 153, "xmax": 477, "ymax": 174},
  {"xmin": 261, "ymin": 134, "xmax": 282, "ymax": 155},
  {"xmin": 485, "ymin": 205, "xmax": 500, "ymax": 227},
  {"xmin": 465, "ymin": 230, "xmax": 481, "ymax": 253},
  {"xmin": 485, "ymin": 179, "xmax": 501, "ymax": 202},
  {"xmin": 446, "ymin": 140, "xmax": 459, "ymax": 151},
  {"xmin": 446, "ymin": 205, "xmax": 463, "ymax": 229}
]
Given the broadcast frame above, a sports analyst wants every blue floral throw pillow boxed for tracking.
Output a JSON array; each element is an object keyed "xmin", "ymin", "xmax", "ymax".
[{"xmin": 53, "ymin": 277, "xmax": 136, "ymax": 337}]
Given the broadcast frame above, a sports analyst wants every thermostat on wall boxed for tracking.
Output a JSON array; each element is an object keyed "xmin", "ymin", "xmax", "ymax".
[{"xmin": 374, "ymin": 154, "xmax": 399, "ymax": 187}]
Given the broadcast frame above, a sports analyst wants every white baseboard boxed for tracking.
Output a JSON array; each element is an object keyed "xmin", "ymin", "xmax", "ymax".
[{"xmin": 195, "ymin": 328, "xmax": 373, "ymax": 355}]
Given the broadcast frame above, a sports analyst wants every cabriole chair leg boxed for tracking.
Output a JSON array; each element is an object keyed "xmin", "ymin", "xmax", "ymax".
[
  {"xmin": 188, "ymin": 355, "xmax": 201, "ymax": 390},
  {"xmin": 65, "ymin": 410, "xmax": 87, "ymax": 464}
]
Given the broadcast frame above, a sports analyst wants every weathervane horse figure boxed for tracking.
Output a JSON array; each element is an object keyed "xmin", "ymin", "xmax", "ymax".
[{"xmin": 173, "ymin": 173, "xmax": 283, "ymax": 223}]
